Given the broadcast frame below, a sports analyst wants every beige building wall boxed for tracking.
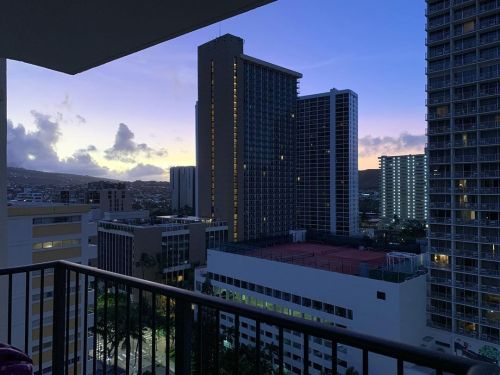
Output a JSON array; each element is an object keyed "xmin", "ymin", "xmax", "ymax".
[{"xmin": 3, "ymin": 204, "xmax": 96, "ymax": 375}]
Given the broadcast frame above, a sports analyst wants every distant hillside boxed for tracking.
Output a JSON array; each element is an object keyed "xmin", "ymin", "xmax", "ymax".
[
  {"xmin": 359, "ymin": 169, "xmax": 380, "ymax": 191},
  {"xmin": 7, "ymin": 167, "xmax": 119, "ymax": 187}
]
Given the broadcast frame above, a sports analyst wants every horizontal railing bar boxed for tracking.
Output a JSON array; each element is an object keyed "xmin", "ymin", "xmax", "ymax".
[{"xmin": 0, "ymin": 260, "xmax": 486, "ymax": 374}]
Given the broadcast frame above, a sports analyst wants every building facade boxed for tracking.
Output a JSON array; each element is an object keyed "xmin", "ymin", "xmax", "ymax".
[
  {"xmin": 379, "ymin": 154, "xmax": 428, "ymax": 224},
  {"xmin": 195, "ymin": 244, "xmax": 428, "ymax": 375},
  {"xmin": 98, "ymin": 215, "xmax": 227, "ymax": 287},
  {"xmin": 197, "ymin": 34, "xmax": 301, "ymax": 242},
  {"xmin": 170, "ymin": 166, "xmax": 196, "ymax": 213},
  {"xmin": 2, "ymin": 203, "xmax": 97, "ymax": 374},
  {"xmin": 426, "ymin": 0, "xmax": 500, "ymax": 352},
  {"xmin": 297, "ymin": 90, "xmax": 359, "ymax": 236}
]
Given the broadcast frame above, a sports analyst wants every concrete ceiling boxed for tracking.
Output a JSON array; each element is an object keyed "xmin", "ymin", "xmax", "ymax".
[{"xmin": 0, "ymin": 0, "xmax": 275, "ymax": 75}]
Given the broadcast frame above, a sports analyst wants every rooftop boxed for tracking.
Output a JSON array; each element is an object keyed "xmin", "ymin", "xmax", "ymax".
[{"xmin": 215, "ymin": 242, "xmax": 425, "ymax": 282}]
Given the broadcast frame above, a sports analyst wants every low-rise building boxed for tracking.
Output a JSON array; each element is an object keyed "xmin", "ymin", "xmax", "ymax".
[
  {"xmin": 98, "ymin": 215, "xmax": 227, "ymax": 287},
  {"xmin": 195, "ymin": 242, "xmax": 429, "ymax": 375}
]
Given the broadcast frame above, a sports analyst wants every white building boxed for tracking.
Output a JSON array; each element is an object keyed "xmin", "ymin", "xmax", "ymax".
[
  {"xmin": 195, "ymin": 242, "xmax": 430, "ymax": 375},
  {"xmin": 1, "ymin": 203, "xmax": 97, "ymax": 374}
]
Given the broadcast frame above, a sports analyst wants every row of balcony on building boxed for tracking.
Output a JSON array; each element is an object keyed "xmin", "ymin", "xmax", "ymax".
[
  {"xmin": 428, "ymin": 170, "xmax": 500, "ymax": 178},
  {"xmin": 427, "ymin": 1, "xmax": 500, "ymax": 29},
  {"xmin": 428, "ymin": 139, "xmax": 500, "ymax": 148}
]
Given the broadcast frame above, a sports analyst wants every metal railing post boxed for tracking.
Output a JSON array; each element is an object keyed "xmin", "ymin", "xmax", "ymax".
[
  {"xmin": 53, "ymin": 262, "xmax": 67, "ymax": 375},
  {"xmin": 175, "ymin": 298, "xmax": 192, "ymax": 374}
]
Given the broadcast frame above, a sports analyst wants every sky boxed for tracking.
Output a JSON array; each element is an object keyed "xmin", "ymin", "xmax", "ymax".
[{"xmin": 6, "ymin": 0, "xmax": 427, "ymax": 181}]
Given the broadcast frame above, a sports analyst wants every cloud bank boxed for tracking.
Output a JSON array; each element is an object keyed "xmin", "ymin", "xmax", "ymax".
[
  {"xmin": 7, "ymin": 112, "xmax": 167, "ymax": 180},
  {"xmin": 359, "ymin": 132, "xmax": 426, "ymax": 158}
]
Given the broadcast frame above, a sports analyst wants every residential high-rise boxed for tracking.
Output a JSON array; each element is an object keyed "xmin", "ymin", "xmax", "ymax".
[
  {"xmin": 379, "ymin": 154, "xmax": 428, "ymax": 224},
  {"xmin": 297, "ymin": 90, "xmax": 359, "ymax": 236},
  {"xmin": 426, "ymin": 0, "xmax": 500, "ymax": 350},
  {"xmin": 2, "ymin": 203, "xmax": 97, "ymax": 374},
  {"xmin": 197, "ymin": 34, "xmax": 301, "ymax": 241},
  {"xmin": 170, "ymin": 166, "xmax": 196, "ymax": 213}
]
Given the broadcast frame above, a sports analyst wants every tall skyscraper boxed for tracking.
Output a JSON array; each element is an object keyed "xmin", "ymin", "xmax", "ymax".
[
  {"xmin": 170, "ymin": 166, "xmax": 196, "ymax": 213},
  {"xmin": 197, "ymin": 34, "xmax": 301, "ymax": 242},
  {"xmin": 426, "ymin": 0, "xmax": 500, "ymax": 349},
  {"xmin": 379, "ymin": 154, "xmax": 428, "ymax": 224},
  {"xmin": 296, "ymin": 90, "xmax": 359, "ymax": 236}
]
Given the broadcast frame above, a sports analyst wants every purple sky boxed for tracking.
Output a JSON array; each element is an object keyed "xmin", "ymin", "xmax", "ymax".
[{"xmin": 6, "ymin": 0, "xmax": 427, "ymax": 181}]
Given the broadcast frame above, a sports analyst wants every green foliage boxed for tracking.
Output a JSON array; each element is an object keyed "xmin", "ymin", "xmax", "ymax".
[
  {"xmin": 478, "ymin": 345, "xmax": 500, "ymax": 362},
  {"xmin": 94, "ymin": 283, "xmax": 174, "ymax": 364}
]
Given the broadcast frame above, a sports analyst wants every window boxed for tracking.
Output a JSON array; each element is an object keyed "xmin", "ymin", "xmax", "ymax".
[{"xmin": 377, "ymin": 291, "xmax": 386, "ymax": 300}]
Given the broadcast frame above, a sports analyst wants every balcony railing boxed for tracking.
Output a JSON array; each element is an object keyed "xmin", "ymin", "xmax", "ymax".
[{"xmin": 1, "ymin": 260, "xmax": 495, "ymax": 375}]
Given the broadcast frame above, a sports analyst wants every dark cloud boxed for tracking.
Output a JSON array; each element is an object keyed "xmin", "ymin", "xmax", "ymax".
[
  {"xmin": 60, "ymin": 149, "xmax": 109, "ymax": 177},
  {"xmin": 7, "ymin": 112, "xmax": 166, "ymax": 181},
  {"xmin": 125, "ymin": 163, "xmax": 165, "ymax": 180},
  {"xmin": 104, "ymin": 123, "xmax": 167, "ymax": 163},
  {"xmin": 7, "ymin": 111, "xmax": 61, "ymax": 170},
  {"xmin": 359, "ymin": 132, "xmax": 426, "ymax": 158}
]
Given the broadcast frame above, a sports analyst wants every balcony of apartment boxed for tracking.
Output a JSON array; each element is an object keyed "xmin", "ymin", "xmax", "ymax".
[
  {"xmin": 480, "ymin": 283, "xmax": 500, "ymax": 294},
  {"xmin": 426, "ymin": 304, "xmax": 453, "ymax": 317},
  {"xmin": 427, "ymin": 95, "xmax": 452, "ymax": 106},
  {"xmin": 430, "ymin": 186, "xmax": 452, "ymax": 194},
  {"xmin": 478, "ymin": 0, "xmax": 500, "ymax": 15},
  {"xmin": 455, "ymin": 248, "xmax": 480, "ymax": 258},
  {"xmin": 455, "ymin": 280, "xmax": 480, "ymax": 291},
  {"xmin": 453, "ymin": 6, "xmax": 476, "ymax": 21},
  {"xmin": 479, "ymin": 33, "xmax": 500, "ymax": 48},
  {"xmin": 479, "ymin": 154, "xmax": 500, "ymax": 162},
  {"xmin": 429, "ymin": 155, "xmax": 452, "ymax": 164},
  {"xmin": 478, "ymin": 136, "xmax": 500, "ymax": 146},
  {"xmin": 1, "ymin": 260, "xmax": 495, "ymax": 375},
  {"xmin": 455, "ymin": 264, "xmax": 480, "ymax": 274},
  {"xmin": 429, "ymin": 290, "xmax": 453, "ymax": 301},
  {"xmin": 427, "ymin": 60, "xmax": 451, "ymax": 73},
  {"xmin": 454, "ymin": 155, "xmax": 478, "ymax": 163},
  {"xmin": 430, "ymin": 276, "xmax": 454, "ymax": 286},
  {"xmin": 430, "ymin": 259, "xmax": 452, "ymax": 270},
  {"xmin": 429, "ymin": 217, "xmax": 453, "ymax": 224},
  {"xmin": 426, "ymin": 15, "xmax": 451, "ymax": 31},
  {"xmin": 427, "ymin": 32, "xmax": 452, "ymax": 45},
  {"xmin": 427, "ymin": 318, "xmax": 452, "ymax": 332},
  {"xmin": 481, "ymin": 250, "xmax": 500, "ymax": 261},
  {"xmin": 430, "ymin": 245, "xmax": 453, "ymax": 254},
  {"xmin": 428, "ymin": 141, "xmax": 452, "ymax": 150},
  {"xmin": 456, "ymin": 294, "xmax": 479, "ymax": 307},
  {"xmin": 426, "ymin": 79, "xmax": 451, "ymax": 91},
  {"xmin": 426, "ymin": 1, "xmax": 450, "ymax": 16},
  {"xmin": 427, "ymin": 124, "xmax": 452, "ymax": 135},
  {"xmin": 454, "ymin": 139, "xmax": 478, "ymax": 148}
]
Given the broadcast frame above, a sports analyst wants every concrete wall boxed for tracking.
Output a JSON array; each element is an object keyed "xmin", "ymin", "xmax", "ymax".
[
  {"xmin": 0, "ymin": 59, "xmax": 6, "ymax": 267},
  {"xmin": 203, "ymin": 250, "xmax": 429, "ymax": 374}
]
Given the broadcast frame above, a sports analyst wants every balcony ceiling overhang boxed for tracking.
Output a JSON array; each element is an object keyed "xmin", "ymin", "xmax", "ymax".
[{"xmin": 0, "ymin": 0, "xmax": 275, "ymax": 75}]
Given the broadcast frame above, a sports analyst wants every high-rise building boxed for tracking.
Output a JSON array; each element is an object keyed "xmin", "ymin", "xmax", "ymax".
[
  {"xmin": 297, "ymin": 90, "xmax": 359, "ymax": 236},
  {"xmin": 98, "ymin": 215, "xmax": 227, "ymax": 287},
  {"xmin": 379, "ymin": 154, "xmax": 428, "ymax": 224},
  {"xmin": 195, "ymin": 243, "xmax": 427, "ymax": 374},
  {"xmin": 2, "ymin": 203, "xmax": 97, "ymax": 374},
  {"xmin": 426, "ymin": 0, "xmax": 500, "ymax": 351},
  {"xmin": 170, "ymin": 166, "xmax": 196, "ymax": 213},
  {"xmin": 197, "ymin": 34, "xmax": 301, "ymax": 242}
]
